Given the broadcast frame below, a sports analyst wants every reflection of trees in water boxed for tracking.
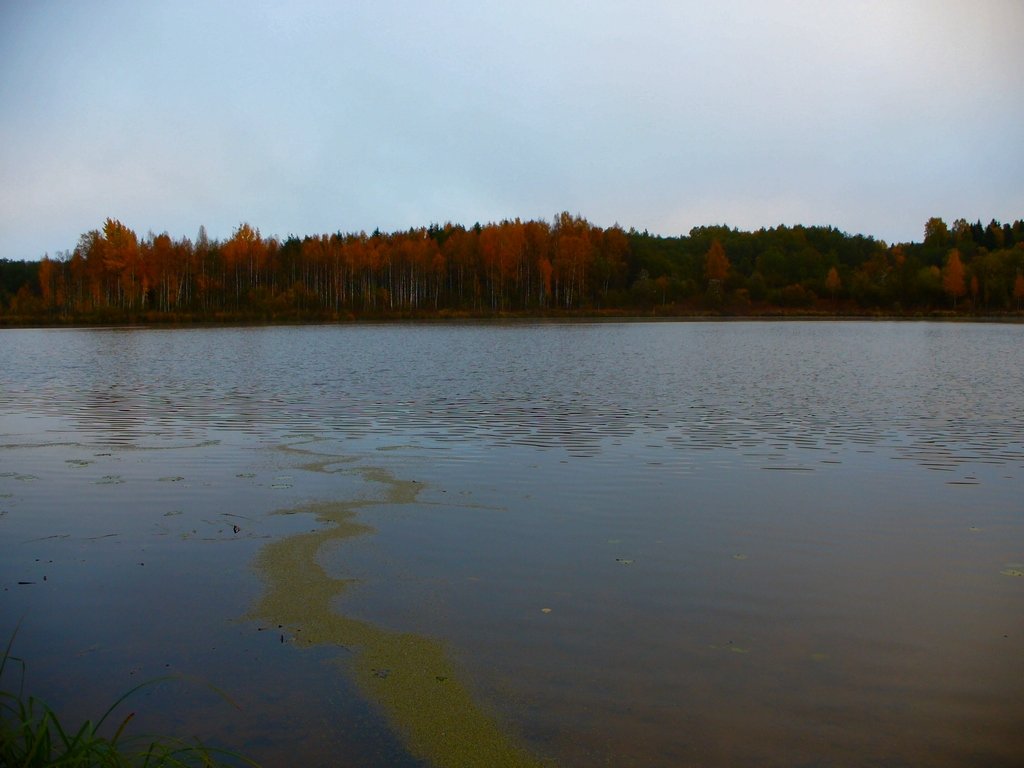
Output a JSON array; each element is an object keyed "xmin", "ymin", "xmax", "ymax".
[{"xmin": 7, "ymin": 324, "xmax": 1023, "ymax": 471}]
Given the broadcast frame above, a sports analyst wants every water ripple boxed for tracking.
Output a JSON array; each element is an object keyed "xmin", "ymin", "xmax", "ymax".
[{"xmin": 1, "ymin": 322, "xmax": 1022, "ymax": 472}]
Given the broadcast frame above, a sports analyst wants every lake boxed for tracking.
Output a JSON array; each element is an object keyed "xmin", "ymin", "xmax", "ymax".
[{"xmin": 1, "ymin": 320, "xmax": 1022, "ymax": 767}]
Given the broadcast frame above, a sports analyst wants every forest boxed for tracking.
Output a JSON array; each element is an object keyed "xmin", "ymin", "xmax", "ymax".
[{"xmin": 1, "ymin": 214, "xmax": 1023, "ymax": 323}]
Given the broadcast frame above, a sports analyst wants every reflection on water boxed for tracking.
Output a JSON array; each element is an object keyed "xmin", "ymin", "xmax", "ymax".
[
  {"xmin": 3, "ymin": 322, "xmax": 1023, "ymax": 468},
  {"xmin": 1, "ymin": 321, "xmax": 1022, "ymax": 767}
]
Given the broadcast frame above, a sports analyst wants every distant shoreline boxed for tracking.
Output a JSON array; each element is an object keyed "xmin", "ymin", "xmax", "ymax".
[
  {"xmin": 5, "ymin": 216, "xmax": 1024, "ymax": 324},
  {"xmin": 3, "ymin": 307, "xmax": 1022, "ymax": 329}
]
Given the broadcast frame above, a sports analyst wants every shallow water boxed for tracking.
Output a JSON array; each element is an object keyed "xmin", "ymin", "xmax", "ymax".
[{"xmin": 1, "ymin": 321, "xmax": 1022, "ymax": 766}]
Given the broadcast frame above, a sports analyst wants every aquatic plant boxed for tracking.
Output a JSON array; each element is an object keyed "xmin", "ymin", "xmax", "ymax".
[
  {"xmin": 250, "ymin": 457, "xmax": 545, "ymax": 768},
  {"xmin": 1, "ymin": 628, "xmax": 258, "ymax": 768}
]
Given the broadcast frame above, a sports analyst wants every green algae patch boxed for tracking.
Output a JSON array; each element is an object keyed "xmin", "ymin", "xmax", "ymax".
[
  {"xmin": 249, "ymin": 466, "xmax": 543, "ymax": 768},
  {"xmin": 354, "ymin": 633, "xmax": 540, "ymax": 767},
  {"xmin": 275, "ymin": 441, "xmax": 359, "ymax": 475}
]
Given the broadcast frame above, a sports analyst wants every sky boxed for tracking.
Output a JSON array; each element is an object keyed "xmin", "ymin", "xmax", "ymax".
[{"xmin": 1, "ymin": 0, "xmax": 1022, "ymax": 260}]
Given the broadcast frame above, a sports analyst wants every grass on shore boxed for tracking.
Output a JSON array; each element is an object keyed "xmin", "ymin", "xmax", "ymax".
[{"xmin": 1, "ymin": 629, "xmax": 258, "ymax": 768}]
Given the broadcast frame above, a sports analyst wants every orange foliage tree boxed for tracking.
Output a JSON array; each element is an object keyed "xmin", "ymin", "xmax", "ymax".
[
  {"xmin": 943, "ymin": 249, "xmax": 966, "ymax": 309},
  {"xmin": 16, "ymin": 213, "xmax": 1021, "ymax": 320},
  {"xmin": 825, "ymin": 266, "xmax": 841, "ymax": 301},
  {"xmin": 704, "ymin": 240, "xmax": 730, "ymax": 300}
]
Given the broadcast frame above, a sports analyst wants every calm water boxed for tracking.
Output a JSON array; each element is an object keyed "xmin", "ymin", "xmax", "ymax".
[{"xmin": 1, "ymin": 321, "xmax": 1022, "ymax": 767}]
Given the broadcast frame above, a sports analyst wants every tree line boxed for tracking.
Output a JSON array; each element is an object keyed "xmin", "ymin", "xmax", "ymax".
[{"xmin": 2, "ymin": 213, "xmax": 1023, "ymax": 322}]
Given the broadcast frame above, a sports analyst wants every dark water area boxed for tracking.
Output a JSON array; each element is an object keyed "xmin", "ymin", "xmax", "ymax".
[{"xmin": 1, "ymin": 321, "xmax": 1022, "ymax": 767}]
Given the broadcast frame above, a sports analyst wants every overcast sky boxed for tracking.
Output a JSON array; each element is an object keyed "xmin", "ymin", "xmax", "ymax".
[{"xmin": 1, "ymin": 0, "xmax": 1021, "ymax": 260}]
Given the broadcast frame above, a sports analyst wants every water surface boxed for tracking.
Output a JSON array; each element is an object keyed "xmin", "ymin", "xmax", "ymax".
[{"xmin": 1, "ymin": 321, "xmax": 1021, "ymax": 766}]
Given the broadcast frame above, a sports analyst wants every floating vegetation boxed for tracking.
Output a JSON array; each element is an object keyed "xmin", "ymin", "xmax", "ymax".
[
  {"xmin": 158, "ymin": 476, "xmax": 185, "ymax": 483},
  {"xmin": 732, "ymin": 553, "xmax": 749, "ymax": 561},
  {"xmin": 95, "ymin": 475, "xmax": 125, "ymax": 485},
  {"xmin": 276, "ymin": 443, "xmax": 357, "ymax": 474},
  {"xmin": 249, "ymin": 460, "xmax": 544, "ymax": 768},
  {"xmin": 1000, "ymin": 565, "xmax": 1024, "ymax": 577},
  {"xmin": 615, "ymin": 558, "xmax": 633, "ymax": 566},
  {"xmin": 65, "ymin": 459, "xmax": 92, "ymax": 467},
  {"xmin": 235, "ymin": 472, "xmax": 256, "ymax": 479},
  {"xmin": 709, "ymin": 641, "xmax": 752, "ymax": 654},
  {"xmin": 269, "ymin": 475, "xmax": 294, "ymax": 490},
  {"xmin": 298, "ymin": 457, "xmax": 353, "ymax": 474}
]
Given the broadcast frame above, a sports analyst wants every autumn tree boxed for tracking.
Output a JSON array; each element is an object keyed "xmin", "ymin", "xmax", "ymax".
[
  {"xmin": 192, "ymin": 225, "xmax": 215, "ymax": 312},
  {"xmin": 102, "ymin": 218, "xmax": 140, "ymax": 309},
  {"xmin": 148, "ymin": 232, "xmax": 175, "ymax": 311},
  {"xmin": 704, "ymin": 240, "xmax": 729, "ymax": 281},
  {"xmin": 478, "ymin": 222, "xmax": 520, "ymax": 310},
  {"xmin": 523, "ymin": 220, "xmax": 552, "ymax": 307},
  {"xmin": 429, "ymin": 237, "xmax": 446, "ymax": 309},
  {"xmin": 924, "ymin": 217, "xmax": 949, "ymax": 249},
  {"xmin": 222, "ymin": 223, "xmax": 265, "ymax": 307},
  {"xmin": 14, "ymin": 213, "xmax": 1024, "ymax": 320},
  {"xmin": 441, "ymin": 227, "xmax": 479, "ymax": 308},
  {"xmin": 825, "ymin": 266, "xmax": 841, "ymax": 301},
  {"xmin": 37, "ymin": 255, "xmax": 60, "ymax": 311},
  {"xmin": 704, "ymin": 239, "xmax": 729, "ymax": 301},
  {"xmin": 943, "ymin": 249, "xmax": 966, "ymax": 309},
  {"xmin": 552, "ymin": 212, "xmax": 593, "ymax": 308}
]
